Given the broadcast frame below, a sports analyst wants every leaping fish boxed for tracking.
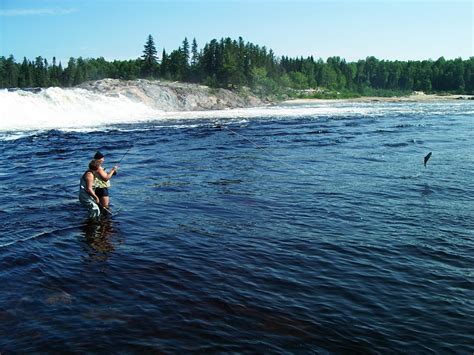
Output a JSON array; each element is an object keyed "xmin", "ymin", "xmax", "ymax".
[{"xmin": 424, "ymin": 152, "xmax": 432, "ymax": 167}]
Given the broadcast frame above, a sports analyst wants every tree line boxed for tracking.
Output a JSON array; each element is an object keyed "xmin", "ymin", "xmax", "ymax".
[{"xmin": 1, "ymin": 34, "xmax": 472, "ymax": 95}]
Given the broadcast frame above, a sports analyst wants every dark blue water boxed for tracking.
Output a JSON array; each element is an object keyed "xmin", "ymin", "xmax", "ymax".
[{"xmin": 1, "ymin": 102, "xmax": 473, "ymax": 352}]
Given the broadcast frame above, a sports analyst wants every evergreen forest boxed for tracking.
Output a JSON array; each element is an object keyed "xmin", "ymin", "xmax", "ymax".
[{"xmin": 1, "ymin": 35, "xmax": 472, "ymax": 97}]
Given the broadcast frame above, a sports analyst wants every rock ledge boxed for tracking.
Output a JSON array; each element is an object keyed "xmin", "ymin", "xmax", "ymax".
[{"xmin": 79, "ymin": 79, "xmax": 264, "ymax": 111}]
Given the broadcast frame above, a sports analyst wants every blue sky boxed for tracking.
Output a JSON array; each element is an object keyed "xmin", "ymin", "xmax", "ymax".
[{"xmin": 0, "ymin": 0, "xmax": 472, "ymax": 65}]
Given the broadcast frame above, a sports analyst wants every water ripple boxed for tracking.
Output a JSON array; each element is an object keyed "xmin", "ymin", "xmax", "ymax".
[{"xmin": 1, "ymin": 102, "xmax": 473, "ymax": 352}]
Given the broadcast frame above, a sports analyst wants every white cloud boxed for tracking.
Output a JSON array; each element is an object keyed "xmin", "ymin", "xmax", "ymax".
[{"xmin": 0, "ymin": 8, "xmax": 78, "ymax": 16}]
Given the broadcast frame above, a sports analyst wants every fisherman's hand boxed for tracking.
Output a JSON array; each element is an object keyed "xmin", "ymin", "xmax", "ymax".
[
  {"xmin": 95, "ymin": 197, "xmax": 100, "ymax": 204},
  {"xmin": 112, "ymin": 165, "xmax": 119, "ymax": 175}
]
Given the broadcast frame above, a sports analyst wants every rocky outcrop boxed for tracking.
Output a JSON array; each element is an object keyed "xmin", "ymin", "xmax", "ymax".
[{"xmin": 78, "ymin": 79, "xmax": 264, "ymax": 111}]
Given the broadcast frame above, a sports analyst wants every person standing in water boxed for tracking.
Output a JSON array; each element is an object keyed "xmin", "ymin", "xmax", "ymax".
[
  {"xmin": 93, "ymin": 151, "xmax": 118, "ymax": 209},
  {"xmin": 79, "ymin": 160, "xmax": 101, "ymax": 219}
]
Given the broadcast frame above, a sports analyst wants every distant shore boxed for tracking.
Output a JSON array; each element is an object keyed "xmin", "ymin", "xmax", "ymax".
[
  {"xmin": 78, "ymin": 80, "xmax": 473, "ymax": 108},
  {"xmin": 283, "ymin": 93, "xmax": 474, "ymax": 104},
  {"xmin": 6, "ymin": 81, "xmax": 473, "ymax": 112}
]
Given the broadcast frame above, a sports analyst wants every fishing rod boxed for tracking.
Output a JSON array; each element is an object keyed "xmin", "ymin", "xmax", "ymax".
[
  {"xmin": 117, "ymin": 145, "xmax": 133, "ymax": 165},
  {"xmin": 100, "ymin": 204, "xmax": 114, "ymax": 216},
  {"xmin": 112, "ymin": 145, "xmax": 133, "ymax": 175}
]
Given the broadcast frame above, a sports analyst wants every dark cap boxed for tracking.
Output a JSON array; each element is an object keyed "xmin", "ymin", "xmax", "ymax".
[{"xmin": 94, "ymin": 151, "xmax": 105, "ymax": 159}]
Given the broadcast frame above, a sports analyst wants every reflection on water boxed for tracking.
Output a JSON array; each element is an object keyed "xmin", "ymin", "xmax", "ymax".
[
  {"xmin": 421, "ymin": 183, "xmax": 434, "ymax": 196},
  {"xmin": 80, "ymin": 217, "xmax": 120, "ymax": 261}
]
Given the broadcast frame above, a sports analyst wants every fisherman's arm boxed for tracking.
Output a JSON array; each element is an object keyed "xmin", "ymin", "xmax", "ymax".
[{"xmin": 97, "ymin": 166, "xmax": 118, "ymax": 181}]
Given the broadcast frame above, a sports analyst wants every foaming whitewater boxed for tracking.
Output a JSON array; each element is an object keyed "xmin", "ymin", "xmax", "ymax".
[
  {"xmin": 0, "ymin": 87, "xmax": 158, "ymax": 131},
  {"xmin": 1, "ymin": 87, "xmax": 473, "ymax": 138},
  {"xmin": 0, "ymin": 87, "xmax": 370, "ymax": 132}
]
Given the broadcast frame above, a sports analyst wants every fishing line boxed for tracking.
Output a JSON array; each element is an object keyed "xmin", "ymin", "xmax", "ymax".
[
  {"xmin": 114, "ymin": 125, "xmax": 311, "ymax": 176},
  {"xmin": 117, "ymin": 145, "xmax": 133, "ymax": 165},
  {"xmin": 111, "ymin": 145, "xmax": 133, "ymax": 175},
  {"xmin": 221, "ymin": 125, "xmax": 312, "ymax": 176},
  {"xmin": 0, "ymin": 223, "xmax": 85, "ymax": 249}
]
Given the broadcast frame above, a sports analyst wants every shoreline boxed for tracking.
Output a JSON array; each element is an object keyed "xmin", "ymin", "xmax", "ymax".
[
  {"xmin": 282, "ymin": 93, "xmax": 474, "ymax": 104},
  {"xmin": 6, "ymin": 81, "xmax": 473, "ymax": 111}
]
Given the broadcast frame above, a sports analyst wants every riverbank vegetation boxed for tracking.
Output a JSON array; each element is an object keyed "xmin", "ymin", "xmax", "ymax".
[{"xmin": 1, "ymin": 35, "xmax": 472, "ymax": 97}]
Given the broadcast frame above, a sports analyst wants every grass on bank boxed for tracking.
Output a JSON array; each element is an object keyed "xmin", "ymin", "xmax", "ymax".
[{"xmin": 279, "ymin": 88, "xmax": 413, "ymax": 100}]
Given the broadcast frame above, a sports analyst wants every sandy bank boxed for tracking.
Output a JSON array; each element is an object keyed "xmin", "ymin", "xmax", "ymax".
[{"xmin": 283, "ymin": 93, "xmax": 474, "ymax": 104}]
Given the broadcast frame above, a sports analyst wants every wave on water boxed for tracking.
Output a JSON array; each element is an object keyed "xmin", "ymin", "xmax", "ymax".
[{"xmin": 1, "ymin": 87, "xmax": 473, "ymax": 139}]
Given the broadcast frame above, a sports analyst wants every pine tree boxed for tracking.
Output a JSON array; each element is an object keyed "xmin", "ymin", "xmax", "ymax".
[
  {"xmin": 58, "ymin": 62, "xmax": 63, "ymax": 85},
  {"xmin": 62, "ymin": 57, "xmax": 76, "ymax": 87},
  {"xmin": 160, "ymin": 49, "xmax": 169, "ymax": 79},
  {"xmin": 189, "ymin": 38, "xmax": 201, "ymax": 82},
  {"xmin": 18, "ymin": 58, "xmax": 32, "ymax": 87},
  {"xmin": 49, "ymin": 57, "xmax": 59, "ymax": 86},
  {"xmin": 73, "ymin": 57, "xmax": 86, "ymax": 85},
  {"xmin": 182, "ymin": 37, "xmax": 190, "ymax": 66},
  {"xmin": 5, "ymin": 55, "xmax": 19, "ymax": 88},
  {"xmin": 169, "ymin": 48, "xmax": 186, "ymax": 80},
  {"xmin": 191, "ymin": 38, "xmax": 199, "ymax": 67},
  {"xmin": 142, "ymin": 34, "xmax": 158, "ymax": 78},
  {"xmin": 180, "ymin": 38, "xmax": 190, "ymax": 80},
  {"xmin": 33, "ymin": 56, "xmax": 47, "ymax": 87},
  {"xmin": 43, "ymin": 58, "xmax": 50, "ymax": 87}
]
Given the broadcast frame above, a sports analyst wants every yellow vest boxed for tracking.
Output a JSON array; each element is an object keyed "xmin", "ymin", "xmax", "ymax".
[{"xmin": 93, "ymin": 171, "xmax": 111, "ymax": 188}]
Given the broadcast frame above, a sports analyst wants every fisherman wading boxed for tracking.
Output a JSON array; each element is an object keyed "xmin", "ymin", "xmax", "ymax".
[
  {"xmin": 79, "ymin": 160, "xmax": 102, "ymax": 219},
  {"xmin": 93, "ymin": 151, "xmax": 118, "ymax": 209}
]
